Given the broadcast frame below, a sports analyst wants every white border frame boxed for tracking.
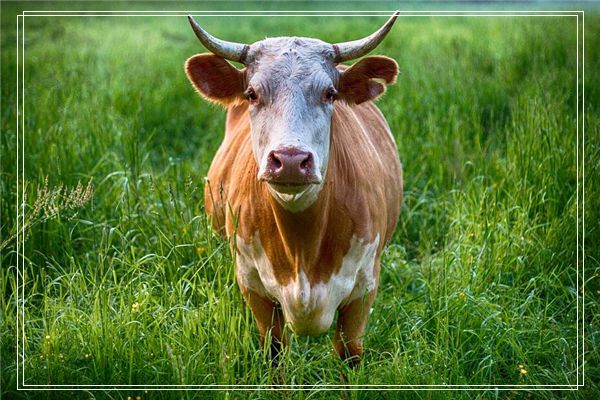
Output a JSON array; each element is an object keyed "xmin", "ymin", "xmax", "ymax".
[{"xmin": 14, "ymin": 8, "xmax": 586, "ymax": 392}]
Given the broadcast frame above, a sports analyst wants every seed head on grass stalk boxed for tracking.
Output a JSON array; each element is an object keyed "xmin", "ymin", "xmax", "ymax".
[{"xmin": 1, "ymin": 176, "xmax": 94, "ymax": 251}]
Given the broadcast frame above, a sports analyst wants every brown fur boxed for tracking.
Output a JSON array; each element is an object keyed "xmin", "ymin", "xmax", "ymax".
[
  {"xmin": 185, "ymin": 54, "xmax": 246, "ymax": 105},
  {"xmin": 206, "ymin": 100, "xmax": 402, "ymax": 282},
  {"xmin": 338, "ymin": 56, "xmax": 399, "ymax": 104},
  {"xmin": 204, "ymin": 99, "xmax": 402, "ymax": 362},
  {"xmin": 192, "ymin": 54, "xmax": 402, "ymax": 364}
]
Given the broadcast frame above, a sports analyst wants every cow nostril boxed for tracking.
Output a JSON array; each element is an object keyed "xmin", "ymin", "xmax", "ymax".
[
  {"xmin": 300, "ymin": 155, "xmax": 312, "ymax": 170},
  {"xmin": 268, "ymin": 152, "xmax": 283, "ymax": 170}
]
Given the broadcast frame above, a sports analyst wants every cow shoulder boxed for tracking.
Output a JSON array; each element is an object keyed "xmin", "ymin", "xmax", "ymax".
[
  {"xmin": 205, "ymin": 103, "xmax": 254, "ymax": 233},
  {"xmin": 329, "ymin": 100, "xmax": 402, "ymax": 245}
]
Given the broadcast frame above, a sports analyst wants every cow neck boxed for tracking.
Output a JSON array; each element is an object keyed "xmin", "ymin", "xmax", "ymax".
[{"xmin": 266, "ymin": 181, "xmax": 332, "ymax": 278}]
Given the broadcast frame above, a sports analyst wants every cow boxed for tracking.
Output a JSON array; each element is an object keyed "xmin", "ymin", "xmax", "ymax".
[{"xmin": 184, "ymin": 12, "xmax": 403, "ymax": 366}]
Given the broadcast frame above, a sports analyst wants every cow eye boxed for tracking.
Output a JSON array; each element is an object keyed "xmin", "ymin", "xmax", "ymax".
[
  {"xmin": 324, "ymin": 86, "xmax": 337, "ymax": 103},
  {"xmin": 245, "ymin": 87, "xmax": 258, "ymax": 103}
]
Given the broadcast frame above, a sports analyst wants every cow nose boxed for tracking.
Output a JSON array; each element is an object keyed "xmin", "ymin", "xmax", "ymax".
[
  {"xmin": 268, "ymin": 149, "xmax": 312, "ymax": 173},
  {"xmin": 264, "ymin": 148, "xmax": 319, "ymax": 185}
]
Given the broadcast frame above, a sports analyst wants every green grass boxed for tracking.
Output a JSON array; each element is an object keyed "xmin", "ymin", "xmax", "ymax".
[{"xmin": 1, "ymin": 2, "xmax": 599, "ymax": 399}]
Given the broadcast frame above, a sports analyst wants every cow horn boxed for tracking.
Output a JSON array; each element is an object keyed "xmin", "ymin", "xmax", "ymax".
[
  {"xmin": 187, "ymin": 15, "xmax": 250, "ymax": 64},
  {"xmin": 332, "ymin": 11, "xmax": 399, "ymax": 63}
]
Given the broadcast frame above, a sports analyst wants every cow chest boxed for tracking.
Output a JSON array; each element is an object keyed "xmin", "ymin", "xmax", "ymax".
[{"xmin": 235, "ymin": 233, "xmax": 380, "ymax": 336}]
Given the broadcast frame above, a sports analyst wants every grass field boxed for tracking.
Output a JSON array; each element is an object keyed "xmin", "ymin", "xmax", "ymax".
[{"xmin": 1, "ymin": 1, "xmax": 599, "ymax": 399}]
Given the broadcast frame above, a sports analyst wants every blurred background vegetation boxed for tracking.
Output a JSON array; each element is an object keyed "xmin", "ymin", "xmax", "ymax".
[{"xmin": 1, "ymin": 1, "xmax": 598, "ymax": 399}]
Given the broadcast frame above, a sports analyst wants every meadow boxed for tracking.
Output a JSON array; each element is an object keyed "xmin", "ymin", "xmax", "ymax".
[{"xmin": 1, "ymin": 1, "xmax": 599, "ymax": 399}]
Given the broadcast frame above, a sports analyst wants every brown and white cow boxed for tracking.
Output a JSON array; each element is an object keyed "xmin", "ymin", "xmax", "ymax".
[{"xmin": 185, "ymin": 13, "xmax": 403, "ymax": 366}]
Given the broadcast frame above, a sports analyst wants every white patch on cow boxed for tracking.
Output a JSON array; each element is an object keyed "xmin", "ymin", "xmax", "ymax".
[
  {"xmin": 235, "ymin": 232, "xmax": 380, "ymax": 336},
  {"xmin": 234, "ymin": 235, "xmax": 280, "ymax": 300},
  {"xmin": 342, "ymin": 234, "xmax": 380, "ymax": 304},
  {"xmin": 266, "ymin": 181, "xmax": 324, "ymax": 213}
]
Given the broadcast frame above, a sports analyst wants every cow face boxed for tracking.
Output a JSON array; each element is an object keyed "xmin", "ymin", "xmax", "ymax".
[
  {"xmin": 185, "ymin": 16, "xmax": 398, "ymax": 211},
  {"xmin": 243, "ymin": 39, "xmax": 337, "ymax": 193}
]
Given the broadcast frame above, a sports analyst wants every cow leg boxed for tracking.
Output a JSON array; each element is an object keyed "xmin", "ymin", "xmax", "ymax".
[
  {"xmin": 238, "ymin": 284, "xmax": 286, "ymax": 360},
  {"xmin": 334, "ymin": 289, "xmax": 377, "ymax": 368}
]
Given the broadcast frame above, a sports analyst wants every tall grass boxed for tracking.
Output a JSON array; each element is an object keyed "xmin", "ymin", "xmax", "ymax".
[{"xmin": 1, "ymin": 2, "xmax": 599, "ymax": 399}]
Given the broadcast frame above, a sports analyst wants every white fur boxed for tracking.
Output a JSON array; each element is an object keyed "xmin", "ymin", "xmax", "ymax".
[
  {"xmin": 235, "ymin": 232, "xmax": 380, "ymax": 336},
  {"xmin": 244, "ymin": 38, "xmax": 338, "ymax": 210},
  {"xmin": 266, "ymin": 181, "xmax": 324, "ymax": 213}
]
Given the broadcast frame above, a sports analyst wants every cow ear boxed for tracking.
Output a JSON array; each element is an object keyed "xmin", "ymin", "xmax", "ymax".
[
  {"xmin": 337, "ymin": 56, "xmax": 398, "ymax": 105},
  {"xmin": 185, "ymin": 53, "xmax": 245, "ymax": 106}
]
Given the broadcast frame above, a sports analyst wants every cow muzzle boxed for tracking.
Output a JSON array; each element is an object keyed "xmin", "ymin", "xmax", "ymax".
[{"xmin": 259, "ymin": 147, "xmax": 322, "ymax": 190}]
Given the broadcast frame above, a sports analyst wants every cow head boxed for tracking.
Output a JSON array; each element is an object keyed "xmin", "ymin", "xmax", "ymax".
[{"xmin": 185, "ymin": 13, "xmax": 399, "ymax": 211}]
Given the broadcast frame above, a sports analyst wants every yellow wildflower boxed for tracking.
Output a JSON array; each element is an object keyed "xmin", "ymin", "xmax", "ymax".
[{"xmin": 518, "ymin": 364, "xmax": 527, "ymax": 375}]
